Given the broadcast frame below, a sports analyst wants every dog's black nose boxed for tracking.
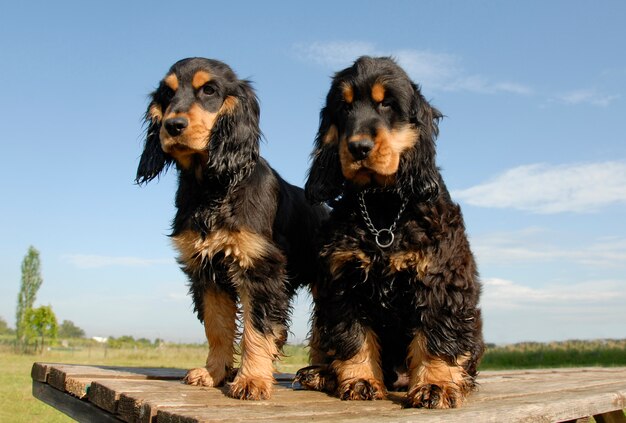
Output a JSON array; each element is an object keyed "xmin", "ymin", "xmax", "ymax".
[
  {"xmin": 348, "ymin": 139, "xmax": 374, "ymax": 160},
  {"xmin": 164, "ymin": 117, "xmax": 188, "ymax": 136}
]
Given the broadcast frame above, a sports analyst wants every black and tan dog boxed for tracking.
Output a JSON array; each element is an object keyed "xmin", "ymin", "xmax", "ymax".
[
  {"xmin": 296, "ymin": 56, "xmax": 484, "ymax": 409},
  {"xmin": 136, "ymin": 57, "xmax": 326, "ymax": 400}
]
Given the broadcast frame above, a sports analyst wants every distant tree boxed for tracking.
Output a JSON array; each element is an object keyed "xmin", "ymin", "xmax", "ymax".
[
  {"xmin": 16, "ymin": 246, "xmax": 44, "ymax": 346},
  {"xmin": 24, "ymin": 305, "xmax": 58, "ymax": 353},
  {"xmin": 0, "ymin": 316, "xmax": 15, "ymax": 335},
  {"xmin": 136, "ymin": 337, "xmax": 152, "ymax": 346},
  {"xmin": 107, "ymin": 335, "xmax": 135, "ymax": 349},
  {"xmin": 58, "ymin": 320, "xmax": 86, "ymax": 339}
]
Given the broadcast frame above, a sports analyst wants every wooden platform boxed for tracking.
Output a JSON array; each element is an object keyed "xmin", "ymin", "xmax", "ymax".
[{"xmin": 32, "ymin": 363, "xmax": 626, "ymax": 422}]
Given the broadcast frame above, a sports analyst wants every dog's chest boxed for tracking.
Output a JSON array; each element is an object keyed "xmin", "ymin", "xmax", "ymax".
[
  {"xmin": 172, "ymin": 228, "xmax": 270, "ymax": 272},
  {"xmin": 326, "ymin": 242, "xmax": 430, "ymax": 281}
]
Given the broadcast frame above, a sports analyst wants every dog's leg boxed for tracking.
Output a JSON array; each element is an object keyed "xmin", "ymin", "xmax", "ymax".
[
  {"xmin": 331, "ymin": 328, "xmax": 386, "ymax": 400},
  {"xmin": 405, "ymin": 332, "xmax": 474, "ymax": 409},
  {"xmin": 184, "ymin": 287, "xmax": 237, "ymax": 387},
  {"xmin": 295, "ymin": 315, "xmax": 338, "ymax": 393},
  {"xmin": 228, "ymin": 287, "xmax": 289, "ymax": 400}
]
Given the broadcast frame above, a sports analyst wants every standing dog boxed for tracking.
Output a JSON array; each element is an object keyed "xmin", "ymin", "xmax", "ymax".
[
  {"xmin": 296, "ymin": 56, "xmax": 484, "ymax": 409},
  {"xmin": 136, "ymin": 58, "xmax": 326, "ymax": 400}
]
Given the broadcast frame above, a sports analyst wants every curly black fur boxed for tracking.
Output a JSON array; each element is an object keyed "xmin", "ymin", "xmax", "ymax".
[{"xmin": 299, "ymin": 56, "xmax": 484, "ymax": 408}]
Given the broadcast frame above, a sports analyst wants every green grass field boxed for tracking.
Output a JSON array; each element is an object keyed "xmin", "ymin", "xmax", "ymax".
[
  {"xmin": 2, "ymin": 339, "xmax": 625, "ymax": 422},
  {"xmin": 0, "ymin": 342, "xmax": 306, "ymax": 422}
]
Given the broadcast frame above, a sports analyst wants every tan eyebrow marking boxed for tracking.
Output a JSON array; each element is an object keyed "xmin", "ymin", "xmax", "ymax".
[
  {"xmin": 164, "ymin": 73, "xmax": 179, "ymax": 91},
  {"xmin": 192, "ymin": 71, "xmax": 212, "ymax": 89},
  {"xmin": 371, "ymin": 83, "xmax": 385, "ymax": 103},
  {"xmin": 342, "ymin": 83, "xmax": 354, "ymax": 104}
]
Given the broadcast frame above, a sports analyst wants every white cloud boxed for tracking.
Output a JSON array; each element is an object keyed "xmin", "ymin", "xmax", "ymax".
[
  {"xmin": 453, "ymin": 161, "xmax": 626, "ymax": 214},
  {"xmin": 165, "ymin": 291, "xmax": 189, "ymax": 302},
  {"xmin": 555, "ymin": 89, "xmax": 620, "ymax": 107},
  {"xmin": 482, "ymin": 277, "xmax": 626, "ymax": 310},
  {"xmin": 396, "ymin": 51, "xmax": 533, "ymax": 95},
  {"xmin": 482, "ymin": 277, "xmax": 626, "ymax": 342},
  {"xmin": 294, "ymin": 41, "xmax": 532, "ymax": 95},
  {"xmin": 63, "ymin": 254, "xmax": 174, "ymax": 269},
  {"xmin": 293, "ymin": 41, "xmax": 378, "ymax": 68},
  {"xmin": 473, "ymin": 229, "xmax": 626, "ymax": 267}
]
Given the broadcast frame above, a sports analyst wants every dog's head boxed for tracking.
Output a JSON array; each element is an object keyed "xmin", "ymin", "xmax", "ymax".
[
  {"xmin": 305, "ymin": 56, "xmax": 442, "ymax": 203},
  {"xmin": 136, "ymin": 57, "xmax": 260, "ymax": 184}
]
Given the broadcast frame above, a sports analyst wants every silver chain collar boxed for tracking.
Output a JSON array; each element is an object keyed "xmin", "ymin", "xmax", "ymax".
[{"xmin": 358, "ymin": 189, "xmax": 408, "ymax": 249}]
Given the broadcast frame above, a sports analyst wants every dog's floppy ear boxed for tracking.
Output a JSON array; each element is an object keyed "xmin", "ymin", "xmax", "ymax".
[
  {"xmin": 305, "ymin": 106, "xmax": 344, "ymax": 204},
  {"xmin": 136, "ymin": 93, "xmax": 174, "ymax": 185},
  {"xmin": 206, "ymin": 79, "xmax": 260, "ymax": 181},
  {"xmin": 397, "ymin": 84, "xmax": 443, "ymax": 200}
]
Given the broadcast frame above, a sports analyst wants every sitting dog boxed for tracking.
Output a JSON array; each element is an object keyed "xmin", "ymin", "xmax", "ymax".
[
  {"xmin": 136, "ymin": 57, "xmax": 326, "ymax": 400},
  {"xmin": 296, "ymin": 56, "xmax": 484, "ymax": 409}
]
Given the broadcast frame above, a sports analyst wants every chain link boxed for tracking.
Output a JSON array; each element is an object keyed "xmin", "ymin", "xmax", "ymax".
[{"xmin": 358, "ymin": 189, "xmax": 408, "ymax": 248}]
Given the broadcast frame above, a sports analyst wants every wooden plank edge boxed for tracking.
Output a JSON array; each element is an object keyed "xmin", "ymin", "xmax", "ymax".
[
  {"xmin": 594, "ymin": 409, "xmax": 626, "ymax": 423},
  {"xmin": 31, "ymin": 362, "xmax": 49, "ymax": 382},
  {"xmin": 33, "ymin": 380, "xmax": 123, "ymax": 423}
]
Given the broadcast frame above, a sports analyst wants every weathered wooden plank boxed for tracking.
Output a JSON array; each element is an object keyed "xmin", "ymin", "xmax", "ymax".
[
  {"xmin": 32, "ymin": 363, "xmax": 626, "ymax": 423},
  {"xmin": 66, "ymin": 377, "xmax": 96, "ymax": 399},
  {"xmin": 374, "ymin": 385, "xmax": 626, "ymax": 423},
  {"xmin": 155, "ymin": 400, "xmax": 402, "ymax": 423},
  {"xmin": 154, "ymin": 379, "xmax": 626, "ymax": 422},
  {"xmin": 33, "ymin": 381, "xmax": 123, "ymax": 423},
  {"xmin": 126, "ymin": 387, "xmax": 348, "ymax": 423},
  {"xmin": 35, "ymin": 363, "xmax": 186, "ymax": 395},
  {"xmin": 31, "ymin": 362, "xmax": 52, "ymax": 382},
  {"xmin": 91, "ymin": 379, "xmax": 341, "ymax": 423},
  {"xmin": 89, "ymin": 380, "xmax": 199, "ymax": 415},
  {"xmin": 468, "ymin": 371, "xmax": 626, "ymax": 403}
]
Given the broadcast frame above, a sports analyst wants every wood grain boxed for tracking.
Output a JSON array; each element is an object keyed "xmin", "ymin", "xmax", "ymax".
[{"xmin": 31, "ymin": 363, "xmax": 626, "ymax": 423}]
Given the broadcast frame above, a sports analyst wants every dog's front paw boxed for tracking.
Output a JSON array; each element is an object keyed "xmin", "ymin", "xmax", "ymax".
[
  {"xmin": 183, "ymin": 366, "xmax": 229, "ymax": 387},
  {"xmin": 295, "ymin": 365, "xmax": 337, "ymax": 392},
  {"xmin": 405, "ymin": 383, "xmax": 463, "ymax": 409},
  {"xmin": 228, "ymin": 375, "xmax": 273, "ymax": 400},
  {"xmin": 338, "ymin": 378, "xmax": 386, "ymax": 401}
]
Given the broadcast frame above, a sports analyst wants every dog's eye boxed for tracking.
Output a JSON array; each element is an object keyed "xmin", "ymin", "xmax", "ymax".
[
  {"xmin": 201, "ymin": 84, "xmax": 216, "ymax": 96},
  {"xmin": 162, "ymin": 87, "xmax": 175, "ymax": 102},
  {"xmin": 378, "ymin": 98, "xmax": 393, "ymax": 111}
]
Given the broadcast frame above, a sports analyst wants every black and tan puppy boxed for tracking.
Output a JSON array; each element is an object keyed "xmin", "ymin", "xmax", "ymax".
[
  {"xmin": 296, "ymin": 56, "xmax": 484, "ymax": 409},
  {"xmin": 136, "ymin": 57, "xmax": 326, "ymax": 400}
]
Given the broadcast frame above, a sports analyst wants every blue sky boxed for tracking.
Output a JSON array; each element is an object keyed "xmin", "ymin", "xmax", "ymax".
[{"xmin": 1, "ymin": 1, "xmax": 625, "ymax": 345}]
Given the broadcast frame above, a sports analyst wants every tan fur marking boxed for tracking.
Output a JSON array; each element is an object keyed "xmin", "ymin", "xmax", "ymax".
[
  {"xmin": 407, "ymin": 332, "xmax": 471, "ymax": 408},
  {"xmin": 339, "ymin": 125, "xmax": 419, "ymax": 186},
  {"xmin": 323, "ymin": 124, "xmax": 338, "ymax": 145},
  {"xmin": 372, "ymin": 173, "xmax": 396, "ymax": 187},
  {"xmin": 184, "ymin": 289, "xmax": 237, "ymax": 387},
  {"xmin": 229, "ymin": 292, "xmax": 283, "ymax": 400},
  {"xmin": 332, "ymin": 329, "xmax": 386, "ymax": 399},
  {"xmin": 221, "ymin": 95, "xmax": 238, "ymax": 113},
  {"xmin": 172, "ymin": 228, "xmax": 269, "ymax": 271},
  {"xmin": 369, "ymin": 125, "xmax": 419, "ymax": 175},
  {"xmin": 148, "ymin": 103, "xmax": 163, "ymax": 122},
  {"xmin": 339, "ymin": 137, "xmax": 358, "ymax": 179},
  {"xmin": 192, "ymin": 70, "xmax": 212, "ymax": 89},
  {"xmin": 371, "ymin": 83, "xmax": 385, "ymax": 103},
  {"xmin": 307, "ymin": 316, "xmax": 326, "ymax": 365},
  {"xmin": 342, "ymin": 83, "xmax": 354, "ymax": 104},
  {"xmin": 164, "ymin": 73, "xmax": 179, "ymax": 91},
  {"xmin": 159, "ymin": 104, "xmax": 216, "ymax": 168},
  {"xmin": 159, "ymin": 96, "xmax": 240, "ymax": 169},
  {"xmin": 329, "ymin": 249, "xmax": 371, "ymax": 278},
  {"xmin": 202, "ymin": 289, "xmax": 237, "ymax": 369},
  {"xmin": 389, "ymin": 251, "xmax": 429, "ymax": 278}
]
